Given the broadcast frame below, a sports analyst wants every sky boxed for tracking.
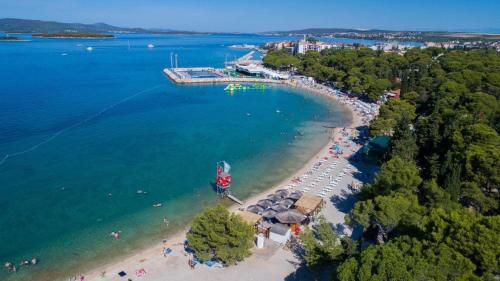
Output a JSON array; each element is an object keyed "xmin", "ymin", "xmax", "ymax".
[{"xmin": 1, "ymin": 0, "xmax": 500, "ymax": 33}]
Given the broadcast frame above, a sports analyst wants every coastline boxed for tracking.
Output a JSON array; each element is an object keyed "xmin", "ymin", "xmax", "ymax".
[
  {"xmin": 80, "ymin": 81, "xmax": 367, "ymax": 281},
  {"xmin": 32, "ymin": 36, "xmax": 114, "ymax": 39}
]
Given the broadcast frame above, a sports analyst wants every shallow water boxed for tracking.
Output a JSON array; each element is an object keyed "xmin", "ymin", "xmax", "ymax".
[{"xmin": 0, "ymin": 34, "xmax": 350, "ymax": 280}]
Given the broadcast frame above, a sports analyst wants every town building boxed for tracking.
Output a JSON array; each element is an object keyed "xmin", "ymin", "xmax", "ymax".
[{"xmin": 266, "ymin": 39, "xmax": 340, "ymax": 55}]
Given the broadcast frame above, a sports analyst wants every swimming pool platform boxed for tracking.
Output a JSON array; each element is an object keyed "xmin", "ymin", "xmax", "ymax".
[{"xmin": 163, "ymin": 68, "xmax": 286, "ymax": 84}]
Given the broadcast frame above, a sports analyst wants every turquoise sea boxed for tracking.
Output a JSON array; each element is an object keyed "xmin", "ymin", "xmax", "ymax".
[{"xmin": 0, "ymin": 34, "xmax": 351, "ymax": 280}]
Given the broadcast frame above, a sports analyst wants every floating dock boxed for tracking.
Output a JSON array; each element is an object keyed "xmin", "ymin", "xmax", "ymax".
[{"xmin": 163, "ymin": 68, "xmax": 286, "ymax": 85}]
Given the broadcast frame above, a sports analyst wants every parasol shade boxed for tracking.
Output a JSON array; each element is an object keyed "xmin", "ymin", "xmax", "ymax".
[
  {"xmin": 257, "ymin": 199, "xmax": 274, "ymax": 209},
  {"xmin": 246, "ymin": 205, "xmax": 264, "ymax": 214},
  {"xmin": 275, "ymin": 209, "xmax": 306, "ymax": 224}
]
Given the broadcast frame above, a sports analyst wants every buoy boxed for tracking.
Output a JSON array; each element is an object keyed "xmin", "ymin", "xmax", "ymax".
[{"xmin": 86, "ymin": 46, "xmax": 93, "ymax": 51}]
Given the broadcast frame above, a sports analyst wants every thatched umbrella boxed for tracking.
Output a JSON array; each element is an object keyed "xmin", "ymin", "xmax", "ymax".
[
  {"xmin": 288, "ymin": 191, "xmax": 303, "ymax": 201},
  {"xmin": 271, "ymin": 204, "xmax": 288, "ymax": 212},
  {"xmin": 246, "ymin": 205, "xmax": 264, "ymax": 214},
  {"xmin": 281, "ymin": 198, "xmax": 295, "ymax": 208},
  {"xmin": 275, "ymin": 189, "xmax": 289, "ymax": 198},
  {"xmin": 267, "ymin": 194, "xmax": 282, "ymax": 202},
  {"xmin": 257, "ymin": 199, "xmax": 274, "ymax": 209},
  {"xmin": 262, "ymin": 209, "xmax": 277, "ymax": 219},
  {"xmin": 275, "ymin": 209, "xmax": 306, "ymax": 224}
]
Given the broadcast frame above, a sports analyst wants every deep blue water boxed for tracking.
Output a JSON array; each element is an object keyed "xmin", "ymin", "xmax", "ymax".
[{"xmin": 0, "ymin": 34, "xmax": 350, "ymax": 280}]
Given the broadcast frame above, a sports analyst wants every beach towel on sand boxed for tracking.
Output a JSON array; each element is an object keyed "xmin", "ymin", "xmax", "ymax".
[{"xmin": 135, "ymin": 268, "xmax": 146, "ymax": 277}]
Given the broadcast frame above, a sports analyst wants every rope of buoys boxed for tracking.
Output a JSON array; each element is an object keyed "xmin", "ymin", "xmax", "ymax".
[{"xmin": 0, "ymin": 85, "xmax": 163, "ymax": 166}]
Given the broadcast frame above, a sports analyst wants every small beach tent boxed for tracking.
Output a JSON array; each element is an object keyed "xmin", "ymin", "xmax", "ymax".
[
  {"xmin": 257, "ymin": 199, "xmax": 274, "ymax": 209},
  {"xmin": 275, "ymin": 209, "xmax": 306, "ymax": 224},
  {"xmin": 371, "ymin": 136, "xmax": 390, "ymax": 150},
  {"xmin": 363, "ymin": 135, "xmax": 391, "ymax": 160},
  {"xmin": 246, "ymin": 205, "xmax": 265, "ymax": 214},
  {"xmin": 235, "ymin": 210, "xmax": 263, "ymax": 226},
  {"xmin": 293, "ymin": 193, "xmax": 324, "ymax": 215},
  {"xmin": 269, "ymin": 223, "xmax": 292, "ymax": 244}
]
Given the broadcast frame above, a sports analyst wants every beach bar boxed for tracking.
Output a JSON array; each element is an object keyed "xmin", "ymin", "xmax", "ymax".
[
  {"xmin": 293, "ymin": 193, "xmax": 324, "ymax": 216},
  {"xmin": 235, "ymin": 210, "xmax": 263, "ymax": 228}
]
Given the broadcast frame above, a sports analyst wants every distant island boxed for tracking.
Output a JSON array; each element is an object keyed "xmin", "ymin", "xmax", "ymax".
[
  {"xmin": 0, "ymin": 18, "xmax": 206, "ymax": 35},
  {"xmin": 0, "ymin": 35, "xmax": 20, "ymax": 41},
  {"xmin": 32, "ymin": 32, "xmax": 114, "ymax": 39}
]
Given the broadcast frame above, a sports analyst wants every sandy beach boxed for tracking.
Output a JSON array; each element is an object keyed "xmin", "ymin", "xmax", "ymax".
[{"xmin": 79, "ymin": 80, "xmax": 377, "ymax": 281}]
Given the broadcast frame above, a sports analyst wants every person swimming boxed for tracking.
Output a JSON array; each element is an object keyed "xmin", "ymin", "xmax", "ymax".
[{"xmin": 110, "ymin": 231, "xmax": 121, "ymax": 239}]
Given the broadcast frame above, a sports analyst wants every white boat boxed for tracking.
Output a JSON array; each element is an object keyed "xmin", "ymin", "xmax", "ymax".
[
  {"xmin": 147, "ymin": 44, "xmax": 155, "ymax": 48},
  {"xmin": 86, "ymin": 46, "xmax": 93, "ymax": 51}
]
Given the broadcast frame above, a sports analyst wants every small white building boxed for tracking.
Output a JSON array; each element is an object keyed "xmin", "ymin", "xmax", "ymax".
[
  {"xmin": 269, "ymin": 223, "xmax": 291, "ymax": 244},
  {"xmin": 295, "ymin": 40, "xmax": 339, "ymax": 54},
  {"xmin": 235, "ymin": 64, "xmax": 290, "ymax": 80}
]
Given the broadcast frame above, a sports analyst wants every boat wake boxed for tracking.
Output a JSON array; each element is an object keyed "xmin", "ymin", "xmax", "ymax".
[{"xmin": 0, "ymin": 84, "xmax": 164, "ymax": 166}]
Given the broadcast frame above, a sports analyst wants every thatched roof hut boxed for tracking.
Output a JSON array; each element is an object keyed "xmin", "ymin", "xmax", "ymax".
[
  {"xmin": 281, "ymin": 198, "xmax": 295, "ymax": 208},
  {"xmin": 246, "ymin": 205, "xmax": 264, "ymax": 214},
  {"xmin": 275, "ymin": 189, "xmax": 289, "ymax": 198},
  {"xmin": 293, "ymin": 193, "xmax": 324, "ymax": 215},
  {"xmin": 271, "ymin": 204, "xmax": 288, "ymax": 213},
  {"xmin": 287, "ymin": 191, "xmax": 303, "ymax": 201},
  {"xmin": 235, "ymin": 210, "xmax": 263, "ymax": 226},
  {"xmin": 274, "ymin": 209, "xmax": 306, "ymax": 224},
  {"xmin": 267, "ymin": 194, "xmax": 282, "ymax": 202},
  {"xmin": 257, "ymin": 199, "xmax": 274, "ymax": 209},
  {"xmin": 262, "ymin": 209, "xmax": 277, "ymax": 219}
]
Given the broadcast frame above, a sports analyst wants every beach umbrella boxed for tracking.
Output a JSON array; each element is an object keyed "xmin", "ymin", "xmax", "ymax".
[
  {"xmin": 261, "ymin": 209, "xmax": 277, "ymax": 219},
  {"xmin": 288, "ymin": 191, "xmax": 303, "ymax": 201},
  {"xmin": 257, "ymin": 199, "xmax": 274, "ymax": 209},
  {"xmin": 275, "ymin": 209, "xmax": 306, "ymax": 224},
  {"xmin": 281, "ymin": 199, "xmax": 295, "ymax": 208},
  {"xmin": 271, "ymin": 204, "xmax": 288, "ymax": 213},
  {"xmin": 246, "ymin": 205, "xmax": 264, "ymax": 214},
  {"xmin": 267, "ymin": 194, "xmax": 282, "ymax": 202},
  {"xmin": 275, "ymin": 189, "xmax": 289, "ymax": 198}
]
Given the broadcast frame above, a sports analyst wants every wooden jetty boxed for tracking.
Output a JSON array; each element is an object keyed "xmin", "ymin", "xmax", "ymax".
[{"xmin": 227, "ymin": 194, "xmax": 243, "ymax": 205}]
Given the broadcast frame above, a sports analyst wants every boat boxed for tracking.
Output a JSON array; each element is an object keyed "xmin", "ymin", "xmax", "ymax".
[
  {"xmin": 86, "ymin": 46, "xmax": 93, "ymax": 51},
  {"xmin": 147, "ymin": 44, "xmax": 155, "ymax": 48},
  {"xmin": 153, "ymin": 203, "xmax": 162, "ymax": 208}
]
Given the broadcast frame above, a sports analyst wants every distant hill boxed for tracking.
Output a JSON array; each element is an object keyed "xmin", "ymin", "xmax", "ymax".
[
  {"xmin": 0, "ymin": 18, "xmax": 204, "ymax": 34},
  {"xmin": 265, "ymin": 27, "xmax": 391, "ymax": 35},
  {"xmin": 263, "ymin": 27, "xmax": 500, "ymax": 42}
]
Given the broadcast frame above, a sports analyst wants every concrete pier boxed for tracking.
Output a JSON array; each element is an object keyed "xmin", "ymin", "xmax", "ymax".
[{"xmin": 163, "ymin": 68, "xmax": 286, "ymax": 85}]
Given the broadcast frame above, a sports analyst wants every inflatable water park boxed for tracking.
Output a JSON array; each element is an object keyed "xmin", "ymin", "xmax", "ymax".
[{"xmin": 224, "ymin": 83, "xmax": 268, "ymax": 92}]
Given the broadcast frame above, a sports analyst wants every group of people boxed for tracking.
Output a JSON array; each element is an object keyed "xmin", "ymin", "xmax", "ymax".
[
  {"xmin": 4, "ymin": 258, "xmax": 38, "ymax": 273},
  {"xmin": 68, "ymin": 274, "xmax": 85, "ymax": 281}
]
